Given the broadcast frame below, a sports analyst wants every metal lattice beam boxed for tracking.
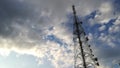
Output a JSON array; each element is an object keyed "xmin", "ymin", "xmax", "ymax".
[{"xmin": 72, "ymin": 5, "xmax": 99, "ymax": 68}]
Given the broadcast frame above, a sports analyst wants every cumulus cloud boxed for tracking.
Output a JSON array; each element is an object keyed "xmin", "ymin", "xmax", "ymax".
[
  {"xmin": 87, "ymin": 1, "xmax": 118, "ymax": 26},
  {"xmin": 99, "ymin": 25, "xmax": 106, "ymax": 31},
  {"xmin": 0, "ymin": 0, "xmax": 74, "ymax": 68},
  {"xmin": 0, "ymin": 0, "xmax": 120, "ymax": 68},
  {"xmin": 109, "ymin": 16, "xmax": 120, "ymax": 33}
]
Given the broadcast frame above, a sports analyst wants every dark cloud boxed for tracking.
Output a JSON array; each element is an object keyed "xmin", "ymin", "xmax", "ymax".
[
  {"xmin": 97, "ymin": 46, "xmax": 120, "ymax": 59},
  {"xmin": 0, "ymin": 0, "xmax": 35, "ymax": 37},
  {"xmin": 0, "ymin": 20, "xmax": 14, "ymax": 37},
  {"xmin": 0, "ymin": 0, "xmax": 34, "ymax": 19},
  {"xmin": 113, "ymin": 0, "xmax": 120, "ymax": 14}
]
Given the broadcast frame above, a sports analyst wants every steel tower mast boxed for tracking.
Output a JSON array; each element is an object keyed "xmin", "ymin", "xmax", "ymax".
[{"xmin": 72, "ymin": 5, "xmax": 100, "ymax": 68}]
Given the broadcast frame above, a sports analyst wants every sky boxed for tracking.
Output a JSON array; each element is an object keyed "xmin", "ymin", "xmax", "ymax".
[{"xmin": 0, "ymin": 0, "xmax": 120, "ymax": 68}]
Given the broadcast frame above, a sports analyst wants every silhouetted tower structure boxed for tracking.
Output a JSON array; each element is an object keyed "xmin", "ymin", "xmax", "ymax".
[{"xmin": 72, "ymin": 5, "xmax": 99, "ymax": 68}]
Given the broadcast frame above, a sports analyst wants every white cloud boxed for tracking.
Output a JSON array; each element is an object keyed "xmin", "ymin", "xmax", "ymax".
[
  {"xmin": 88, "ymin": 1, "xmax": 117, "ymax": 25},
  {"xmin": 98, "ymin": 33, "xmax": 116, "ymax": 47},
  {"xmin": 109, "ymin": 17, "xmax": 120, "ymax": 33},
  {"xmin": 109, "ymin": 25, "xmax": 120, "ymax": 33},
  {"xmin": 99, "ymin": 25, "xmax": 106, "ymax": 31},
  {"xmin": 0, "ymin": 34, "xmax": 74, "ymax": 67},
  {"xmin": 99, "ymin": 2, "xmax": 112, "ymax": 13}
]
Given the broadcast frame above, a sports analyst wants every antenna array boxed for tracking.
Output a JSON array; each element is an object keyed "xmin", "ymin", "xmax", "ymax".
[{"xmin": 72, "ymin": 5, "xmax": 99, "ymax": 68}]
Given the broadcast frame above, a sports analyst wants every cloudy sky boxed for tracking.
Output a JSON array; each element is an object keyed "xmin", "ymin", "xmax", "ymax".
[{"xmin": 0, "ymin": 0, "xmax": 120, "ymax": 68}]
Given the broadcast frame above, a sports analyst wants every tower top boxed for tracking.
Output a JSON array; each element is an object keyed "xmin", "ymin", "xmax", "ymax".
[{"xmin": 72, "ymin": 5, "xmax": 76, "ymax": 15}]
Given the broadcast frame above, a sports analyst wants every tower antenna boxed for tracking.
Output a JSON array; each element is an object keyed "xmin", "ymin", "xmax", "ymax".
[{"xmin": 72, "ymin": 5, "xmax": 99, "ymax": 68}]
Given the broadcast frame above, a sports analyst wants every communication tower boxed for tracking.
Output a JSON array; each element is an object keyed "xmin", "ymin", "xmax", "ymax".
[{"xmin": 72, "ymin": 5, "xmax": 100, "ymax": 68}]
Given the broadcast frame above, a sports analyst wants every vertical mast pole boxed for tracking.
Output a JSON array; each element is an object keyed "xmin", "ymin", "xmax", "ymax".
[{"xmin": 72, "ymin": 5, "xmax": 87, "ymax": 68}]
